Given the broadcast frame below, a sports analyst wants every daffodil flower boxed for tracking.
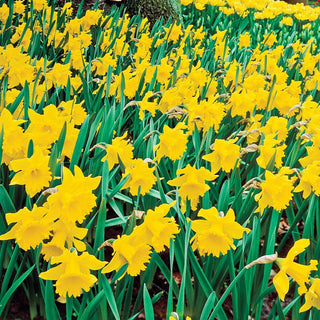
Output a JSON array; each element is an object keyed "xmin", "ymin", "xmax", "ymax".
[
  {"xmin": 191, "ymin": 207, "xmax": 250, "ymax": 257},
  {"xmin": 300, "ymin": 278, "xmax": 320, "ymax": 312},
  {"xmin": 273, "ymin": 239, "xmax": 318, "ymax": 301},
  {"xmin": 40, "ymin": 250, "xmax": 106, "ymax": 298}
]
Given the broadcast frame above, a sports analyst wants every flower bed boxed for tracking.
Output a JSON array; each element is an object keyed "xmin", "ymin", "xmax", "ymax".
[{"xmin": 1, "ymin": 0, "xmax": 320, "ymax": 319}]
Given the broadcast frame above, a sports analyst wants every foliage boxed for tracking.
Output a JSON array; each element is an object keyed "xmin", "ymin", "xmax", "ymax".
[{"xmin": 1, "ymin": 0, "xmax": 320, "ymax": 319}]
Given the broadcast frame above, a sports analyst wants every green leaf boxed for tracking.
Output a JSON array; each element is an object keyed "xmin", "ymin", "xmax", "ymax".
[
  {"xmin": 0, "ymin": 264, "xmax": 35, "ymax": 316},
  {"xmin": 70, "ymin": 115, "xmax": 90, "ymax": 171},
  {"xmin": 100, "ymin": 274, "xmax": 120, "ymax": 320},
  {"xmin": 0, "ymin": 245, "xmax": 20, "ymax": 300},
  {"xmin": 200, "ymin": 292, "xmax": 215, "ymax": 320},
  {"xmin": 176, "ymin": 222, "xmax": 191, "ymax": 317},
  {"xmin": 79, "ymin": 291, "xmax": 105, "ymax": 320},
  {"xmin": 94, "ymin": 198, "xmax": 107, "ymax": 253},
  {"xmin": 0, "ymin": 185, "xmax": 16, "ymax": 214},
  {"xmin": 143, "ymin": 284, "xmax": 154, "ymax": 320},
  {"xmin": 209, "ymin": 268, "xmax": 247, "ymax": 320},
  {"xmin": 45, "ymin": 279, "xmax": 61, "ymax": 320}
]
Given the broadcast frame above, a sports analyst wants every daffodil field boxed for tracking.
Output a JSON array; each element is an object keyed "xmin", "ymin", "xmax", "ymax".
[{"xmin": 2, "ymin": 0, "xmax": 320, "ymax": 318}]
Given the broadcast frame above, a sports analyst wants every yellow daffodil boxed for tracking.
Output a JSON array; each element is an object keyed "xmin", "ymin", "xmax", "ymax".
[
  {"xmin": 139, "ymin": 202, "xmax": 179, "ymax": 253},
  {"xmin": 168, "ymin": 164, "xmax": 217, "ymax": 211},
  {"xmin": 300, "ymin": 278, "xmax": 320, "ymax": 313},
  {"xmin": 255, "ymin": 167, "xmax": 294, "ymax": 213},
  {"xmin": 191, "ymin": 207, "xmax": 250, "ymax": 257},
  {"xmin": 123, "ymin": 70, "xmax": 141, "ymax": 100},
  {"xmin": 101, "ymin": 132, "xmax": 134, "ymax": 169},
  {"xmin": 46, "ymin": 166, "xmax": 100, "ymax": 223},
  {"xmin": 46, "ymin": 62, "xmax": 71, "ymax": 89},
  {"xmin": 0, "ymin": 4, "xmax": 9, "ymax": 24},
  {"xmin": 137, "ymin": 91, "xmax": 159, "ymax": 120},
  {"xmin": 102, "ymin": 228, "xmax": 152, "ymax": 277},
  {"xmin": 187, "ymin": 99, "xmax": 225, "ymax": 133},
  {"xmin": 273, "ymin": 239, "xmax": 318, "ymax": 301},
  {"xmin": 32, "ymin": 0, "xmax": 48, "ymax": 11},
  {"xmin": 262, "ymin": 32, "xmax": 277, "ymax": 48},
  {"xmin": 202, "ymin": 138, "xmax": 240, "ymax": 173},
  {"xmin": 40, "ymin": 250, "xmax": 105, "ymax": 298},
  {"xmin": 13, "ymin": 0, "xmax": 25, "ymax": 15},
  {"xmin": 135, "ymin": 32, "xmax": 152, "ymax": 62},
  {"xmin": 11, "ymin": 22, "xmax": 32, "ymax": 49},
  {"xmin": 121, "ymin": 158, "xmax": 156, "ymax": 196},
  {"xmin": 239, "ymin": 32, "xmax": 251, "ymax": 48},
  {"xmin": 58, "ymin": 99, "xmax": 87, "ymax": 126},
  {"xmin": 163, "ymin": 22, "xmax": 184, "ymax": 43},
  {"xmin": 280, "ymin": 15, "xmax": 293, "ymax": 25},
  {"xmin": 181, "ymin": 0, "xmax": 193, "ymax": 5},
  {"xmin": 61, "ymin": 123, "xmax": 80, "ymax": 160},
  {"xmin": 229, "ymin": 89, "xmax": 257, "ymax": 118},
  {"xmin": 0, "ymin": 45, "xmax": 36, "ymax": 89},
  {"xmin": 273, "ymin": 86, "xmax": 300, "ymax": 116},
  {"xmin": 0, "ymin": 108, "xmax": 28, "ymax": 165},
  {"xmin": 92, "ymin": 52, "xmax": 117, "ymax": 76},
  {"xmin": 223, "ymin": 61, "xmax": 243, "ymax": 90},
  {"xmin": 154, "ymin": 123, "xmax": 188, "ymax": 162},
  {"xmin": 0, "ymin": 205, "xmax": 51, "ymax": 251},
  {"xmin": 41, "ymin": 220, "xmax": 88, "ymax": 261},
  {"xmin": 294, "ymin": 161, "xmax": 320, "ymax": 198},
  {"xmin": 155, "ymin": 58, "xmax": 173, "ymax": 85},
  {"xmin": 256, "ymin": 138, "xmax": 286, "ymax": 170},
  {"xmin": 25, "ymin": 104, "xmax": 67, "ymax": 148},
  {"xmin": 260, "ymin": 116, "xmax": 288, "ymax": 142},
  {"xmin": 9, "ymin": 148, "xmax": 52, "ymax": 198},
  {"xmin": 80, "ymin": 9, "xmax": 103, "ymax": 31}
]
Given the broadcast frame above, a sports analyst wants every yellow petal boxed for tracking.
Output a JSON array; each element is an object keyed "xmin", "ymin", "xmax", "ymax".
[
  {"xmin": 80, "ymin": 252, "xmax": 106, "ymax": 270},
  {"xmin": 0, "ymin": 227, "xmax": 18, "ymax": 241},
  {"xmin": 273, "ymin": 270, "xmax": 289, "ymax": 301},
  {"xmin": 286, "ymin": 239, "xmax": 310, "ymax": 261},
  {"xmin": 39, "ymin": 264, "xmax": 66, "ymax": 281},
  {"xmin": 102, "ymin": 252, "xmax": 127, "ymax": 274}
]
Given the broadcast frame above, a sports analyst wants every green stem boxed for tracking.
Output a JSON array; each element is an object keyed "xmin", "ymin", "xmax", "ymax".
[{"xmin": 209, "ymin": 267, "xmax": 247, "ymax": 320}]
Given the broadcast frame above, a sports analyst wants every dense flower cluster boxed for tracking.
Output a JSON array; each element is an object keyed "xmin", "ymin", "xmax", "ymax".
[
  {"xmin": 1, "ymin": 0, "xmax": 320, "ymax": 316},
  {"xmin": 103, "ymin": 203, "xmax": 179, "ymax": 276}
]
